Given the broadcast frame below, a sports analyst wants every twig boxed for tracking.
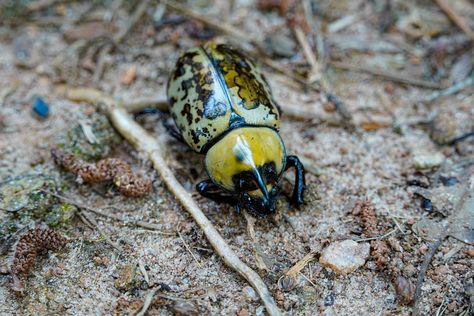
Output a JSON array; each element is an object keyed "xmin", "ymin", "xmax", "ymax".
[
  {"xmin": 413, "ymin": 236, "xmax": 445, "ymax": 316},
  {"xmin": 177, "ymin": 226, "xmax": 203, "ymax": 268},
  {"xmin": 78, "ymin": 210, "xmax": 123, "ymax": 252},
  {"xmin": 138, "ymin": 259, "xmax": 150, "ymax": 285},
  {"xmin": 302, "ymin": 0, "xmax": 328, "ymax": 85},
  {"xmin": 46, "ymin": 191, "xmax": 173, "ymax": 235},
  {"xmin": 329, "ymin": 60, "xmax": 443, "ymax": 89},
  {"xmin": 93, "ymin": 1, "xmax": 149, "ymax": 83},
  {"xmin": 298, "ymin": 272, "xmax": 317, "ymax": 288},
  {"xmin": 278, "ymin": 252, "xmax": 316, "ymax": 291},
  {"xmin": 294, "ymin": 26, "xmax": 321, "ymax": 83},
  {"xmin": 243, "ymin": 210, "xmax": 269, "ymax": 271},
  {"xmin": 58, "ymin": 86, "xmax": 282, "ymax": 316},
  {"xmin": 137, "ymin": 287, "xmax": 159, "ymax": 316},
  {"xmin": 423, "ymin": 73, "xmax": 474, "ymax": 102},
  {"xmin": 123, "ymin": 96, "xmax": 168, "ymax": 113},
  {"xmin": 434, "ymin": 0, "xmax": 474, "ymax": 42},
  {"xmin": 353, "ymin": 228, "xmax": 398, "ymax": 242},
  {"xmin": 113, "ymin": 1, "xmax": 149, "ymax": 44}
]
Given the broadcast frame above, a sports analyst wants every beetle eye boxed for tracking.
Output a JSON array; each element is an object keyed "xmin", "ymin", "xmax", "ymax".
[
  {"xmin": 263, "ymin": 162, "xmax": 278, "ymax": 183},
  {"xmin": 236, "ymin": 173, "xmax": 258, "ymax": 191}
]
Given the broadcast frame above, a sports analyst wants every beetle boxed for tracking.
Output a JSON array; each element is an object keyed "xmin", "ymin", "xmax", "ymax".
[{"xmin": 167, "ymin": 43, "xmax": 305, "ymax": 215}]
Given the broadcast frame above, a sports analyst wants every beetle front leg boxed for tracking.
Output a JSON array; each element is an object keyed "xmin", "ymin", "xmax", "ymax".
[
  {"xmin": 196, "ymin": 179, "xmax": 238, "ymax": 205},
  {"xmin": 285, "ymin": 155, "xmax": 306, "ymax": 206}
]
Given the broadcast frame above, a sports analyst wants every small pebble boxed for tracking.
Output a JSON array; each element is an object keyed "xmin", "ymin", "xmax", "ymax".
[
  {"xmin": 32, "ymin": 96, "xmax": 50, "ymax": 119},
  {"xmin": 403, "ymin": 264, "xmax": 417, "ymax": 277},
  {"xmin": 236, "ymin": 308, "xmax": 249, "ymax": 316},
  {"xmin": 393, "ymin": 275, "xmax": 414, "ymax": 305},
  {"xmin": 421, "ymin": 198, "xmax": 433, "ymax": 212},
  {"xmin": 172, "ymin": 301, "xmax": 198, "ymax": 316},
  {"xmin": 121, "ymin": 65, "xmax": 137, "ymax": 85},
  {"xmin": 319, "ymin": 240, "xmax": 370, "ymax": 274},
  {"xmin": 413, "ymin": 152, "xmax": 444, "ymax": 169},
  {"xmin": 429, "ymin": 110, "xmax": 456, "ymax": 145},
  {"xmin": 324, "ymin": 293, "xmax": 335, "ymax": 306},
  {"xmin": 419, "ymin": 244, "xmax": 428, "ymax": 255}
]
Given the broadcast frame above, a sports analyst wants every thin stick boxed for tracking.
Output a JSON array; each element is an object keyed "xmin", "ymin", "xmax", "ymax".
[
  {"xmin": 137, "ymin": 287, "xmax": 159, "ymax": 316},
  {"xmin": 294, "ymin": 26, "xmax": 321, "ymax": 83},
  {"xmin": 434, "ymin": 0, "xmax": 474, "ymax": 42},
  {"xmin": 138, "ymin": 259, "xmax": 150, "ymax": 285},
  {"xmin": 79, "ymin": 210, "xmax": 123, "ymax": 251},
  {"xmin": 353, "ymin": 228, "xmax": 397, "ymax": 242},
  {"xmin": 329, "ymin": 61, "xmax": 443, "ymax": 89},
  {"xmin": 46, "ymin": 191, "xmax": 174, "ymax": 235},
  {"xmin": 278, "ymin": 252, "xmax": 316, "ymax": 290},
  {"xmin": 93, "ymin": 1, "xmax": 149, "ymax": 83},
  {"xmin": 113, "ymin": 1, "xmax": 149, "ymax": 44},
  {"xmin": 423, "ymin": 74, "xmax": 474, "ymax": 102},
  {"xmin": 59, "ymin": 87, "xmax": 282, "ymax": 316},
  {"xmin": 413, "ymin": 236, "xmax": 445, "ymax": 316},
  {"xmin": 177, "ymin": 226, "xmax": 203, "ymax": 268},
  {"xmin": 123, "ymin": 96, "xmax": 168, "ymax": 112},
  {"xmin": 243, "ymin": 210, "xmax": 269, "ymax": 271}
]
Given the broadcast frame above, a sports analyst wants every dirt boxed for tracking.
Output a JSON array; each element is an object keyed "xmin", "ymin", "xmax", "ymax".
[{"xmin": 0, "ymin": 1, "xmax": 473, "ymax": 315}]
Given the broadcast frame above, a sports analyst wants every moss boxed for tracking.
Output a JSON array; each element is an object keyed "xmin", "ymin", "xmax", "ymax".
[
  {"xmin": 55, "ymin": 112, "xmax": 121, "ymax": 160},
  {"xmin": 0, "ymin": 173, "xmax": 57, "ymax": 214},
  {"xmin": 45, "ymin": 203, "xmax": 77, "ymax": 227}
]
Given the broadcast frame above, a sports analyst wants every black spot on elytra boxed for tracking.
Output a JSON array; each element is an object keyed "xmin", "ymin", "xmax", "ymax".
[{"xmin": 180, "ymin": 103, "xmax": 193, "ymax": 125}]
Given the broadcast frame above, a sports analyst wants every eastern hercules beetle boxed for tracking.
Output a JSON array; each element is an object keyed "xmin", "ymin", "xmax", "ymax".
[{"xmin": 167, "ymin": 43, "xmax": 305, "ymax": 215}]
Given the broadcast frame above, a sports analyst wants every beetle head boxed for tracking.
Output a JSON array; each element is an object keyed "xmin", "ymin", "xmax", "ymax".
[{"xmin": 205, "ymin": 127, "xmax": 286, "ymax": 215}]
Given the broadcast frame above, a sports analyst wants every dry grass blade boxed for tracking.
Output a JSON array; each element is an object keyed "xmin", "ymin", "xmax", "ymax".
[
  {"xmin": 434, "ymin": 0, "xmax": 474, "ymax": 42},
  {"xmin": 177, "ymin": 226, "xmax": 203, "ymax": 268},
  {"xmin": 329, "ymin": 61, "xmax": 443, "ymax": 89},
  {"xmin": 58, "ymin": 86, "xmax": 282, "ymax": 316},
  {"xmin": 413, "ymin": 236, "xmax": 445, "ymax": 316},
  {"xmin": 278, "ymin": 252, "xmax": 316, "ymax": 291},
  {"xmin": 46, "ymin": 191, "xmax": 173, "ymax": 235},
  {"xmin": 243, "ymin": 210, "xmax": 269, "ymax": 271},
  {"xmin": 294, "ymin": 26, "xmax": 321, "ymax": 83}
]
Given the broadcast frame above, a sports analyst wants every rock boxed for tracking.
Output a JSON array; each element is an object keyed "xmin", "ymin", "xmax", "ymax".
[
  {"xmin": 319, "ymin": 240, "xmax": 370, "ymax": 274},
  {"xmin": 120, "ymin": 65, "xmax": 137, "ymax": 86},
  {"xmin": 412, "ymin": 152, "xmax": 444, "ymax": 169}
]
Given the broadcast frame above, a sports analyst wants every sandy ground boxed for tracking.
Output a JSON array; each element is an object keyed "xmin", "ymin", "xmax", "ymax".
[{"xmin": 0, "ymin": 1, "xmax": 473, "ymax": 315}]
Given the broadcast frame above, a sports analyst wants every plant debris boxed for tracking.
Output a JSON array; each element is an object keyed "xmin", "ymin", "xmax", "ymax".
[
  {"xmin": 51, "ymin": 148, "xmax": 152, "ymax": 197},
  {"xmin": 10, "ymin": 226, "xmax": 67, "ymax": 296}
]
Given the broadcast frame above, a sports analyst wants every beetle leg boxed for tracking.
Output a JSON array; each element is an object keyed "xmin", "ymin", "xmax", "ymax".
[
  {"xmin": 285, "ymin": 155, "xmax": 306, "ymax": 206},
  {"xmin": 196, "ymin": 179, "xmax": 238, "ymax": 205},
  {"xmin": 162, "ymin": 119, "xmax": 186, "ymax": 143}
]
